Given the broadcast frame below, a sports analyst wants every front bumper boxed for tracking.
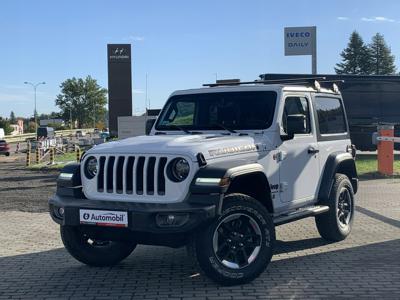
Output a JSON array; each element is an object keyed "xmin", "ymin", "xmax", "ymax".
[{"xmin": 49, "ymin": 194, "xmax": 219, "ymax": 235}]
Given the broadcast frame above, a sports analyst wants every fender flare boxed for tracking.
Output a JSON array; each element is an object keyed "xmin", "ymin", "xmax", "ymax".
[
  {"xmin": 318, "ymin": 152, "xmax": 358, "ymax": 202},
  {"xmin": 190, "ymin": 161, "xmax": 266, "ymax": 194},
  {"xmin": 55, "ymin": 163, "xmax": 85, "ymax": 198},
  {"xmin": 189, "ymin": 161, "xmax": 272, "ymax": 213}
]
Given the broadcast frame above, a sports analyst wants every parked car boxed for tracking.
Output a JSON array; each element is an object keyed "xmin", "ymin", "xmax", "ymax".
[
  {"xmin": 50, "ymin": 78, "xmax": 358, "ymax": 285},
  {"xmin": 99, "ymin": 131, "xmax": 109, "ymax": 139},
  {"xmin": 0, "ymin": 140, "xmax": 10, "ymax": 156}
]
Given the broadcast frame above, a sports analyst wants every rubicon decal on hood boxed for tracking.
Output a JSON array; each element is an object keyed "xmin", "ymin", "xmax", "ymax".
[{"xmin": 208, "ymin": 144, "xmax": 258, "ymax": 157}]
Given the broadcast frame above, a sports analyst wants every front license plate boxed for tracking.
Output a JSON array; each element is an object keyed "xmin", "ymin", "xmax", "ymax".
[{"xmin": 79, "ymin": 209, "xmax": 128, "ymax": 227}]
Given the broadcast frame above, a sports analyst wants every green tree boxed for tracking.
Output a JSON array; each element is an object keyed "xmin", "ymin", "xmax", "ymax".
[
  {"xmin": 335, "ymin": 31, "xmax": 372, "ymax": 74},
  {"xmin": 9, "ymin": 111, "xmax": 16, "ymax": 124},
  {"xmin": 0, "ymin": 118, "xmax": 12, "ymax": 135},
  {"xmin": 369, "ymin": 33, "xmax": 397, "ymax": 75},
  {"xmin": 55, "ymin": 76, "xmax": 107, "ymax": 128}
]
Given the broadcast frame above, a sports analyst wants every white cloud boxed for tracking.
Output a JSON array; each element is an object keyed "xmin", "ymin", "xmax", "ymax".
[
  {"xmin": 132, "ymin": 89, "xmax": 145, "ymax": 94},
  {"xmin": 361, "ymin": 16, "xmax": 395, "ymax": 22},
  {"xmin": 123, "ymin": 35, "xmax": 145, "ymax": 42},
  {"xmin": 337, "ymin": 16, "xmax": 349, "ymax": 21}
]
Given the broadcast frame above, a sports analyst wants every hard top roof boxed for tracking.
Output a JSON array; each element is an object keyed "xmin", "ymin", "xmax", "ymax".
[{"xmin": 171, "ymin": 83, "xmax": 337, "ymax": 97}]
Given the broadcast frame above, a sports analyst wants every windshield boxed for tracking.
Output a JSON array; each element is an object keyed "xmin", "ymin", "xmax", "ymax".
[{"xmin": 155, "ymin": 91, "xmax": 277, "ymax": 131}]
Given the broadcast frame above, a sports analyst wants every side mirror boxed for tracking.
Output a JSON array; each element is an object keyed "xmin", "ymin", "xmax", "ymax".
[
  {"xmin": 145, "ymin": 119, "xmax": 156, "ymax": 135},
  {"xmin": 281, "ymin": 114, "xmax": 306, "ymax": 141}
]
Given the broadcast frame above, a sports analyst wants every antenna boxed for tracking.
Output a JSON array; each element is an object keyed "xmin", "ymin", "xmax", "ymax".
[{"xmin": 145, "ymin": 73, "xmax": 148, "ymax": 117}]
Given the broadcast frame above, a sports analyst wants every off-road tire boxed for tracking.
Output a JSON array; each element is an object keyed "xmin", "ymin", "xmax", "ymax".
[
  {"xmin": 60, "ymin": 226, "xmax": 136, "ymax": 267},
  {"xmin": 315, "ymin": 173, "xmax": 355, "ymax": 241},
  {"xmin": 192, "ymin": 193, "xmax": 275, "ymax": 285}
]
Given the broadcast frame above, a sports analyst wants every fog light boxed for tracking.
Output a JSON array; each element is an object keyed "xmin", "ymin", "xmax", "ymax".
[
  {"xmin": 53, "ymin": 206, "xmax": 65, "ymax": 220},
  {"xmin": 58, "ymin": 207, "xmax": 65, "ymax": 216},
  {"xmin": 167, "ymin": 215, "xmax": 175, "ymax": 225},
  {"xmin": 156, "ymin": 213, "xmax": 189, "ymax": 227}
]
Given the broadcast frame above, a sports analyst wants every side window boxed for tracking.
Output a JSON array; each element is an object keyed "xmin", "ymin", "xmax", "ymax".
[
  {"xmin": 282, "ymin": 96, "xmax": 311, "ymax": 134},
  {"xmin": 315, "ymin": 97, "xmax": 347, "ymax": 134}
]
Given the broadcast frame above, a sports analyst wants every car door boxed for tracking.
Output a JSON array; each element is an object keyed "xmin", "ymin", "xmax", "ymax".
[{"xmin": 278, "ymin": 94, "xmax": 320, "ymax": 204}]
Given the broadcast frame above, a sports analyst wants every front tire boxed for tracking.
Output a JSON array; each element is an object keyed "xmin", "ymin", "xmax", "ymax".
[
  {"xmin": 315, "ymin": 173, "xmax": 355, "ymax": 241},
  {"xmin": 193, "ymin": 194, "xmax": 275, "ymax": 285},
  {"xmin": 60, "ymin": 226, "xmax": 137, "ymax": 267}
]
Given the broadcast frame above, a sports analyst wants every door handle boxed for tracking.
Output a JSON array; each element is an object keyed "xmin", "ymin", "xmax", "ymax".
[{"xmin": 308, "ymin": 147, "xmax": 319, "ymax": 154}]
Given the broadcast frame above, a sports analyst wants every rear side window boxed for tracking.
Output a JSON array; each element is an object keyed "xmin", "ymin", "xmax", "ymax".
[{"xmin": 315, "ymin": 97, "xmax": 347, "ymax": 134}]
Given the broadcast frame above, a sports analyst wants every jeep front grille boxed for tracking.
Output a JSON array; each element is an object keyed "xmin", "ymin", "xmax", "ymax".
[{"xmin": 96, "ymin": 155, "xmax": 168, "ymax": 196}]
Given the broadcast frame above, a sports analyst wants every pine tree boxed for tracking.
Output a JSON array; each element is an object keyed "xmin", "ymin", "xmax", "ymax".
[
  {"xmin": 369, "ymin": 33, "xmax": 397, "ymax": 75},
  {"xmin": 9, "ymin": 111, "xmax": 16, "ymax": 124},
  {"xmin": 335, "ymin": 31, "xmax": 372, "ymax": 75}
]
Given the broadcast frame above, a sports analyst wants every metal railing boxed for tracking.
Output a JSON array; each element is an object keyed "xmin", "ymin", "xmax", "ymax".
[{"xmin": 4, "ymin": 128, "xmax": 94, "ymax": 143}]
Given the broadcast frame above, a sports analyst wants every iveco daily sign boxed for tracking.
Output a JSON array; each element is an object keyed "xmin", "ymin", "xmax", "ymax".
[{"xmin": 284, "ymin": 26, "xmax": 316, "ymax": 56}]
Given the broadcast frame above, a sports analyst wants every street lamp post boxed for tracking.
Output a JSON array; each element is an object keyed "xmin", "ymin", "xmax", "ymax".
[{"xmin": 24, "ymin": 81, "xmax": 46, "ymax": 136}]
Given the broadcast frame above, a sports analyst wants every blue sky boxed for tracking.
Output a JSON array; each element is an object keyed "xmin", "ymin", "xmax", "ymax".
[{"xmin": 1, "ymin": 0, "xmax": 400, "ymax": 118}]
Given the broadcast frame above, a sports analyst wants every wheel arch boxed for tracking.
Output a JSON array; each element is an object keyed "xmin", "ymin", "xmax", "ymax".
[
  {"xmin": 190, "ymin": 161, "xmax": 274, "ymax": 213},
  {"xmin": 318, "ymin": 152, "xmax": 358, "ymax": 202},
  {"xmin": 225, "ymin": 165, "xmax": 274, "ymax": 214}
]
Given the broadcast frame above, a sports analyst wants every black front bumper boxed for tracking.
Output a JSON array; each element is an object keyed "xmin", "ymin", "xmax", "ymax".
[{"xmin": 49, "ymin": 194, "xmax": 219, "ymax": 236}]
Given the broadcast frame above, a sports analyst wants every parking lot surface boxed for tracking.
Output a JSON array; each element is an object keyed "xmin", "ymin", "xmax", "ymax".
[{"xmin": 0, "ymin": 155, "xmax": 399, "ymax": 299}]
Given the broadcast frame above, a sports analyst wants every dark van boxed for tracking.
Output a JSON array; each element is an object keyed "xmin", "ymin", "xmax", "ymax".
[{"xmin": 37, "ymin": 127, "xmax": 55, "ymax": 139}]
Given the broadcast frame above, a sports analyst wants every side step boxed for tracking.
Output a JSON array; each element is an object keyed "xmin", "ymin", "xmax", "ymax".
[{"xmin": 273, "ymin": 205, "xmax": 329, "ymax": 226}]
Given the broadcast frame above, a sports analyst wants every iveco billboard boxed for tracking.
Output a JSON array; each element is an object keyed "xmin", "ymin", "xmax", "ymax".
[{"xmin": 107, "ymin": 44, "xmax": 132, "ymax": 137}]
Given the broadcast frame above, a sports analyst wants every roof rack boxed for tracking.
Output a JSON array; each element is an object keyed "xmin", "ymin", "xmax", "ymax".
[
  {"xmin": 318, "ymin": 79, "xmax": 345, "ymax": 93},
  {"xmin": 203, "ymin": 77, "xmax": 327, "ymax": 87},
  {"xmin": 319, "ymin": 79, "xmax": 345, "ymax": 84}
]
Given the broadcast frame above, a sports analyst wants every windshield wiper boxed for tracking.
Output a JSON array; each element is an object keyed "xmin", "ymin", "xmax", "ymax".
[
  {"xmin": 212, "ymin": 123, "xmax": 237, "ymax": 134},
  {"xmin": 167, "ymin": 124, "xmax": 195, "ymax": 134}
]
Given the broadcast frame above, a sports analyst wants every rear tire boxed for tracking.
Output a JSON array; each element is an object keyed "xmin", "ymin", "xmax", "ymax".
[
  {"xmin": 60, "ymin": 226, "xmax": 136, "ymax": 267},
  {"xmin": 5, "ymin": 152, "xmax": 10, "ymax": 157},
  {"xmin": 315, "ymin": 174, "xmax": 355, "ymax": 241},
  {"xmin": 193, "ymin": 193, "xmax": 275, "ymax": 285}
]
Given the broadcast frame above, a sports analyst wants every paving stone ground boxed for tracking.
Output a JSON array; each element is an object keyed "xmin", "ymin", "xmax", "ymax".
[{"xmin": 0, "ymin": 157, "xmax": 399, "ymax": 299}]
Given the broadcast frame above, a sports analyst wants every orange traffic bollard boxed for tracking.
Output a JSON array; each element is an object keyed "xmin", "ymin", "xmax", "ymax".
[{"xmin": 377, "ymin": 125, "xmax": 394, "ymax": 176}]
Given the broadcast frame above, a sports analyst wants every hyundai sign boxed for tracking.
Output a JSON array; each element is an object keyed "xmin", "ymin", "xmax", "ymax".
[
  {"xmin": 107, "ymin": 44, "xmax": 133, "ymax": 137},
  {"xmin": 284, "ymin": 26, "xmax": 316, "ymax": 56}
]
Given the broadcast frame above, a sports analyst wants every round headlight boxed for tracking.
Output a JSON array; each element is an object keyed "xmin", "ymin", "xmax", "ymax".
[
  {"xmin": 85, "ymin": 156, "xmax": 98, "ymax": 179},
  {"xmin": 168, "ymin": 158, "xmax": 190, "ymax": 182}
]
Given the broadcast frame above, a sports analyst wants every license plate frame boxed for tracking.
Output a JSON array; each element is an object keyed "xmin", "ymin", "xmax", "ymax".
[{"xmin": 79, "ymin": 209, "xmax": 128, "ymax": 228}]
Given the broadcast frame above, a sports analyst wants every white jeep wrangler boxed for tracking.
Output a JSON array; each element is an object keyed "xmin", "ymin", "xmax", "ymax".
[{"xmin": 50, "ymin": 78, "xmax": 358, "ymax": 285}]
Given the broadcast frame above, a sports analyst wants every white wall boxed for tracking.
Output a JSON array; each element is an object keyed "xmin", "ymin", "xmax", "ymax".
[{"xmin": 118, "ymin": 116, "xmax": 156, "ymax": 139}]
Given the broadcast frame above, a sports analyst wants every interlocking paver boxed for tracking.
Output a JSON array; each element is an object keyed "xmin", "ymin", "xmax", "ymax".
[{"xmin": 0, "ymin": 158, "xmax": 399, "ymax": 299}]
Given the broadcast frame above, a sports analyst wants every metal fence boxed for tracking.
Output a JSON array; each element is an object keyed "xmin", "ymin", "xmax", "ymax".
[{"xmin": 4, "ymin": 128, "xmax": 94, "ymax": 143}]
